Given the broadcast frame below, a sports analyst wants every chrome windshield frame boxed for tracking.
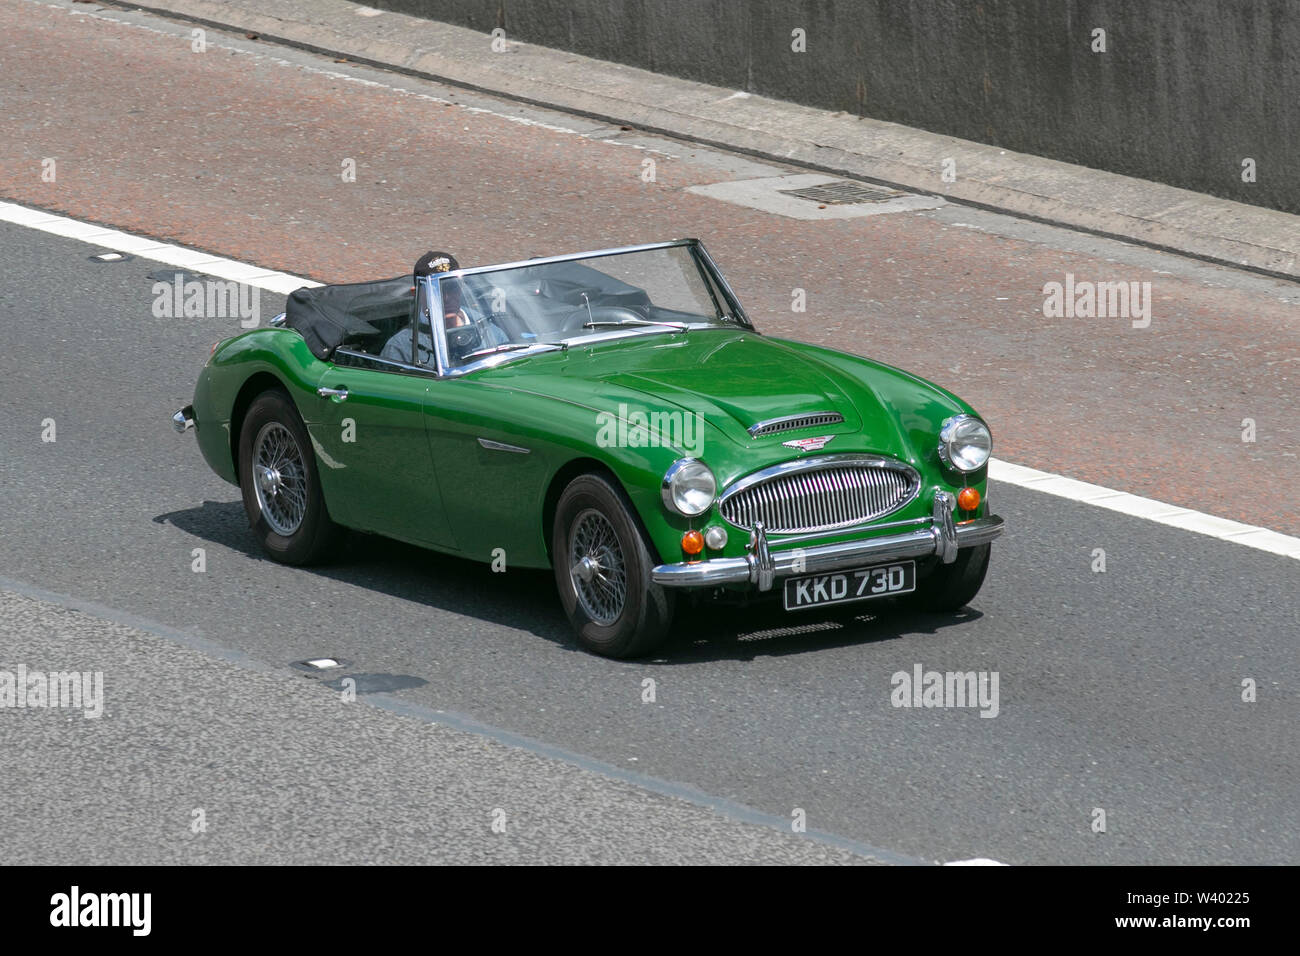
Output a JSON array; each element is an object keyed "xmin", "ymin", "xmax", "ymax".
[{"xmin": 420, "ymin": 239, "xmax": 754, "ymax": 375}]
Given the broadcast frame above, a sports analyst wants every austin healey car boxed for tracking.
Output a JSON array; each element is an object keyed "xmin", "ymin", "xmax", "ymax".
[{"xmin": 173, "ymin": 240, "xmax": 1003, "ymax": 657}]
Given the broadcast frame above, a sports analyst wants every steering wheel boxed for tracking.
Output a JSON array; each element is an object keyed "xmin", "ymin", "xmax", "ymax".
[
  {"xmin": 559, "ymin": 304, "xmax": 646, "ymax": 333},
  {"xmin": 445, "ymin": 311, "xmax": 483, "ymax": 362}
]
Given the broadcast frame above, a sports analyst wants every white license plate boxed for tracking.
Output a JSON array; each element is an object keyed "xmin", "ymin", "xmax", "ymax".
[{"xmin": 783, "ymin": 560, "xmax": 916, "ymax": 611}]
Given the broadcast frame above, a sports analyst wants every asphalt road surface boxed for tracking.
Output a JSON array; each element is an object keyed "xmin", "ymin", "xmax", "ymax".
[{"xmin": 0, "ymin": 221, "xmax": 1295, "ymax": 864}]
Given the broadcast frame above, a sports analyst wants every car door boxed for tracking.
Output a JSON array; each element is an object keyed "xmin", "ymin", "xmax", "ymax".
[
  {"xmin": 422, "ymin": 376, "xmax": 554, "ymax": 567},
  {"xmin": 312, "ymin": 356, "xmax": 456, "ymax": 549}
]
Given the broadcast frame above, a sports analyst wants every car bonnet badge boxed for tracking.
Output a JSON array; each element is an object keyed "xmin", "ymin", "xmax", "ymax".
[{"xmin": 782, "ymin": 435, "xmax": 835, "ymax": 452}]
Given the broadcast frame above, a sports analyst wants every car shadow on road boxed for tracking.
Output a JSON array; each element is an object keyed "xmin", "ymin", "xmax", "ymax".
[
  {"xmin": 155, "ymin": 499, "xmax": 983, "ymax": 663},
  {"xmin": 154, "ymin": 498, "xmax": 571, "ymax": 638},
  {"xmin": 651, "ymin": 601, "xmax": 983, "ymax": 664}
]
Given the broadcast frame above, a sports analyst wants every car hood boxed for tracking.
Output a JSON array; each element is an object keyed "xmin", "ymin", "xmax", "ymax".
[
  {"xmin": 600, "ymin": 333, "xmax": 882, "ymax": 440},
  {"xmin": 481, "ymin": 330, "xmax": 923, "ymax": 472}
]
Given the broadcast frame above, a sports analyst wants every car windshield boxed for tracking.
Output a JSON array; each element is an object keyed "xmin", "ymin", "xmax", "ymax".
[{"xmin": 437, "ymin": 244, "xmax": 739, "ymax": 366}]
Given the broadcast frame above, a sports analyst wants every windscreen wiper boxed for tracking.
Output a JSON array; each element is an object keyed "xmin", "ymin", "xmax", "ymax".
[
  {"xmin": 581, "ymin": 318, "xmax": 689, "ymax": 332},
  {"xmin": 461, "ymin": 341, "xmax": 565, "ymax": 361}
]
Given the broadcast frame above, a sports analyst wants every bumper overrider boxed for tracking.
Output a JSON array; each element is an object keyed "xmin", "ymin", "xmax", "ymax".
[
  {"xmin": 172, "ymin": 405, "xmax": 196, "ymax": 433},
  {"xmin": 651, "ymin": 489, "xmax": 1004, "ymax": 590}
]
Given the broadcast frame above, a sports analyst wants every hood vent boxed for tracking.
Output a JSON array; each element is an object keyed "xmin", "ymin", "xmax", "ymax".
[{"xmin": 748, "ymin": 412, "xmax": 844, "ymax": 438}]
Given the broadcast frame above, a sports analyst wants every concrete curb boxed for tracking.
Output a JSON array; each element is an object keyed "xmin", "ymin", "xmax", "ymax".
[{"xmin": 98, "ymin": 0, "xmax": 1300, "ymax": 282}]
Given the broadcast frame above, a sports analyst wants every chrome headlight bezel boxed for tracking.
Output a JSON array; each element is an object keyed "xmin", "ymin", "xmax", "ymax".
[
  {"xmin": 662, "ymin": 458, "xmax": 717, "ymax": 517},
  {"xmin": 938, "ymin": 415, "xmax": 992, "ymax": 473}
]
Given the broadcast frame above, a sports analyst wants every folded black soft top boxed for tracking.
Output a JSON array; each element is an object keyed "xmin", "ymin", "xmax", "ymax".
[
  {"xmin": 284, "ymin": 275, "xmax": 413, "ymax": 360},
  {"xmin": 283, "ymin": 261, "xmax": 651, "ymax": 361}
]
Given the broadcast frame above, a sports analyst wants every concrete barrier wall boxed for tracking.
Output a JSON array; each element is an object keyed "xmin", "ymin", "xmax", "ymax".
[{"xmin": 372, "ymin": 0, "xmax": 1300, "ymax": 214}]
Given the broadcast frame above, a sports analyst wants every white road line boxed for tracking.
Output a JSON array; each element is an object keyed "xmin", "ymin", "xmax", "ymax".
[
  {"xmin": 0, "ymin": 200, "xmax": 318, "ymax": 294},
  {"xmin": 988, "ymin": 459, "xmax": 1300, "ymax": 559},
  {"xmin": 3, "ymin": 199, "xmax": 1298, "ymax": 562},
  {"xmin": 943, "ymin": 857, "xmax": 1009, "ymax": 866}
]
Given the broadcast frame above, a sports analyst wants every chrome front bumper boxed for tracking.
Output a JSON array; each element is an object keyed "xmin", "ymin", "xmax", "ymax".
[
  {"xmin": 172, "ymin": 405, "xmax": 195, "ymax": 433},
  {"xmin": 651, "ymin": 489, "xmax": 1004, "ymax": 591}
]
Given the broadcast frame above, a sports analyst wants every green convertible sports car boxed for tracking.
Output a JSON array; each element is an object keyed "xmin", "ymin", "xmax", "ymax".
[{"xmin": 173, "ymin": 239, "xmax": 1003, "ymax": 658}]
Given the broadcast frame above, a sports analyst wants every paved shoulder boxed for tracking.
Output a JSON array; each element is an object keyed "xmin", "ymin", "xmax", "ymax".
[{"xmin": 0, "ymin": 588, "xmax": 882, "ymax": 865}]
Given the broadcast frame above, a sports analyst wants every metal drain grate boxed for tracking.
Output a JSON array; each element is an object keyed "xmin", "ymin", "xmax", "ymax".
[{"xmin": 778, "ymin": 180, "xmax": 902, "ymax": 204}]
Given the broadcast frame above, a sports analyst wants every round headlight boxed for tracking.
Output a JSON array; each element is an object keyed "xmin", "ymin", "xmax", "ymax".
[
  {"xmin": 939, "ymin": 415, "xmax": 992, "ymax": 472},
  {"xmin": 662, "ymin": 458, "xmax": 716, "ymax": 516}
]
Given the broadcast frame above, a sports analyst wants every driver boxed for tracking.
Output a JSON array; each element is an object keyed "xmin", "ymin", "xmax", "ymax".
[{"xmin": 379, "ymin": 251, "xmax": 507, "ymax": 365}]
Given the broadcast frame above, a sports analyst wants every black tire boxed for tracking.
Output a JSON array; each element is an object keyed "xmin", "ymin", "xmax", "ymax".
[
  {"xmin": 907, "ymin": 544, "xmax": 991, "ymax": 612},
  {"xmin": 552, "ymin": 474, "xmax": 675, "ymax": 658},
  {"xmin": 237, "ymin": 388, "xmax": 338, "ymax": 565}
]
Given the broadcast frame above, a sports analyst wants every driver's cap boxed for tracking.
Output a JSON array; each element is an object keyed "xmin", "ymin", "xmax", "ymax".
[{"xmin": 414, "ymin": 251, "xmax": 459, "ymax": 278}]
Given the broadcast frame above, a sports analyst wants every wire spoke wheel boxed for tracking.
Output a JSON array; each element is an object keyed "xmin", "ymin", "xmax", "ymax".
[
  {"xmin": 553, "ymin": 474, "xmax": 674, "ymax": 658},
  {"xmin": 253, "ymin": 421, "xmax": 308, "ymax": 536},
  {"xmin": 568, "ymin": 508, "xmax": 627, "ymax": 626}
]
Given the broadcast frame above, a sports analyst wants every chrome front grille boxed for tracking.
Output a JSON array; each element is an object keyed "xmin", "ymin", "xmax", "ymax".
[
  {"xmin": 748, "ymin": 412, "xmax": 844, "ymax": 438},
  {"xmin": 718, "ymin": 456, "xmax": 919, "ymax": 533}
]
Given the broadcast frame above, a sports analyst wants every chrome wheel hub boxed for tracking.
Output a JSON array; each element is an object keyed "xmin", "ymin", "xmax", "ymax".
[
  {"xmin": 574, "ymin": 555, "xmax": 600, "ymax": 583},
  {"xmin": 569, "ymin": 509, "xmax": 627, "ymax": 626},
  {"xmin": 252, "ymin": 421, "xmax": 308, "ymax": 536},
  {"xmin": 256, "ymin": 465, "xmax": 282, "ymax": 495}
]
